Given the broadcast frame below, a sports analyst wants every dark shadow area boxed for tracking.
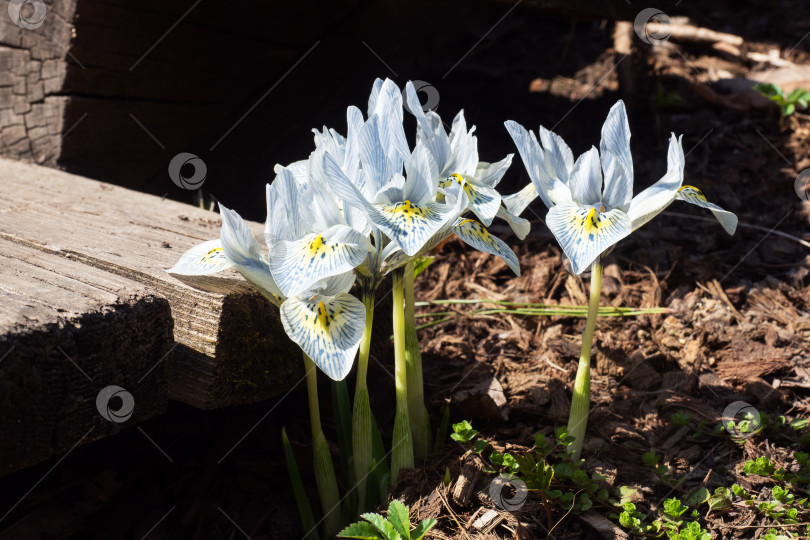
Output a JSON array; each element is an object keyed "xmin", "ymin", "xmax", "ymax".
[{"xmin": 58, "ymin": 0, "xmax": 626, "ymax": 222}]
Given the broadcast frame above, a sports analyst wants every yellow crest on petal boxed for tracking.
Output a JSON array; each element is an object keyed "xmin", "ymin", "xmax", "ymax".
[
  {"xmin": 168, "ymin": 239, "xmax": 233, "ymax": 276},
  {"xmin": 678, "ymin": 185, "xmax": 708, "ymax": 203}
]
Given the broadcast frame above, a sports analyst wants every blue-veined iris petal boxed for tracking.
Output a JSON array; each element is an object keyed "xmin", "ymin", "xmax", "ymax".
[
  {"xmin": 452, "ymin": 218, "xmax": 521, "ymax": 276},
  {"xmin": 546, "ymin": 202, "xmax": 632, "ymax": 275},
  {"xmin": 280, "ymin": 291, "xmax": 366, "ymax": 381},
  {"xmin": 270, "ymin": 225, "xmax": 369, "ymax": 297}
]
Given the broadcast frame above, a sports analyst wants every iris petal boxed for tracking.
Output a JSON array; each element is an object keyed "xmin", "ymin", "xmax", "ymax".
[
  {"xmin": 502, "ymin": 183, "xmax": 539, "ymax": 216},
  {"xmin": 270, "ymin": 224, "xmax": 369, "ymax": 297},
  {"xmin": 601, "ymin": 152, "xmax": 632, "ymax": 212},
  {"xmin": 475, "ymin": 154, "xmax": 514, "ymax": 188},
  {"xmin": 453, "ymin": 218, "xmax": 521, "ymax": 276},
  {"xmin": 496, "ymin": 206, "xmax": 531, "ymax": 240},
  {"xmin": 538, "ymin": 125, "xmax": 575, "ymax": 184},
  {"xmin": 463, "ymin": 180, "xmax": 502, "ymax": 226},
  {"xmin": 382, "ymin": 229, "xmax": 453, "ymax": 273},
  {"xmin": 220, "ymin": 204, "xmax": 283, "ymax": 300},
  {"xmin": 628, "ymin": 134, "xmax": 684, "ymax": 231},
  {"xmin": 405, "ymin": 81, "xmax": 450, "ymax": 169},
  {"xmin": 600, "ymin": 100, "xmax": 634, "ymax": 194},
  {"xmin": 280, "ymin": 292, "xmax": 366, "ymax": 381},
  {"xmin": 167, "ymin": 239, "xmax": 232, "ymax": 276},
  {"xmin": 504, "ymin": 121, "xmax": 554, "ymax": 208},
  {"xmin": 404, "ymin": 142, "xmax": 439, "ymax": 203},
  {"xmin": 546, "ymin": 202, "xmax": 632, "ymax": 275},
  {"xmin": 676, "ymin": 186, "xmax": 738, "ymax": 235},
  {"xmin": 369, "ymin": 200, "xmax": 456, "ymax": 257},
  {"xmin": 568, "ymin": 147, "xmax": 602, "ymax": 206}
]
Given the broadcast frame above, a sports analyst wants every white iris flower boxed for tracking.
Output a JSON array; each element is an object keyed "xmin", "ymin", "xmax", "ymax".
[
  {"xmin": 167, "ymin": 174, "xmax": 367, "ymax": 382},
  {"xmin": 505, "ymin": 100, "xmax": 737, "ymax": 274}
]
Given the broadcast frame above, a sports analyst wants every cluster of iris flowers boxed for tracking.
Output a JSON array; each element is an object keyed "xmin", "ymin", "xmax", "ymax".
[{"xmin": 169, "ymin": 79, "xmax": 736, "ymax": 536}]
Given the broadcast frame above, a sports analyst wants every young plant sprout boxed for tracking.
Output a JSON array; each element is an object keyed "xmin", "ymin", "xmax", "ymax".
[{"xmin": 505, "ymin": 100, "xmax": 738, "ymax": 459}]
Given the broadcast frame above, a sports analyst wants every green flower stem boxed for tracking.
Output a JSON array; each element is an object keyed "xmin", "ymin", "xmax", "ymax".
[
  {"xmin": 352, "ymin": 289, "xmax": 376, "ymax": 511},
  {"xmin": 404, "ymin": 261, "xmax": 431, "ymax": 458},
  {"xmin": 566, "ymin": 259, "xmax": 603, "ymax": 461},
  {"xmin": 391, "ymin": 268, "xmax": 414, "ymax": 482},
  {"xmin": 304, "ymin": 353, "xmax": 341, "ymax": 537}
]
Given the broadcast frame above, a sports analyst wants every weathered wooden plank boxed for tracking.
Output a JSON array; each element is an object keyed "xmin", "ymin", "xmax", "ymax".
[
  {"xmin": 0, "ymin": 157, "xmax": 301, "ymax": 409},
  {"xmin": 0, "ymin": 237, "xmax": 173, "ymax": 477}
]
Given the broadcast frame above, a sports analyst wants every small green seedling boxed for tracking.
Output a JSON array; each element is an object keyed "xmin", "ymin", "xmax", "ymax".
[
  {"xmin": 450, "ymin": 420, "xmax": 478, "ymax": 443},
  {"xmin": 670, "ymin": 410, "xmax": 691, "ymax": 427},
  {"xmin": 666, "ymin": 520, "xmax": 712, "ymax": 540},
  {"xmin": 338, "ymin": 500, "xmax": 436, "ymax": 540},
  {"xmin": 762, "ymin": 532, "xmax": 791, "ymax": 540},
  {"xmin": 450, "ymin": 421, "xmax": 609, "ymax": 532},
  {"xmin": 663, "ymin": 497, "xmax": 689, "ymax": 521},
  {"xmin": 743, "ymin": 456, "xmax": 778, "ymax": 477},
  {"xmin": 754, "ymin": 83, "xmax": 810, "ymax": 117}
]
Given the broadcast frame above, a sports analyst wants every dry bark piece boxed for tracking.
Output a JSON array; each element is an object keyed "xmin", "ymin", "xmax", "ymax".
[
  {"xmin": 698, "ymin": 371, "xmax": 732, "ymax": 395},
  {"xmin": 548, "ymin": 378, "xmax": 570, "ymax": 422},
  {"xmin": 743, "ymin": 377, "xmax": 784, "ymax": 409},
  {"xmin": 596, "ymin": 346, "xmax": 662, "ymax": 391},
  {"xmin": 644, "ymin": 22, "xmax": 743, "ymax": 46},
  {"xmin": 453, "ymin": 458, "xmax": 483, "ymax": 507},
  {"xmin": 530, "ymin": 386, "xmax": 550, "ymax": 406},
  {"xmin": 452, "ymin": 377, "xmax": 510, "ymax": 422},
  {"xmin": 579, "ymin": 509, "xmax": 629, "ymax": 539},
  {"xmin": 659, "ymin": 425, "xmax": 691, "ymax": 451},
  {"xmin": 751, "ymin": 64, "xmax": 810, "ymax": 94},
  {"xmin": 662, "ymin": 371, "xmax": 698, "ymax": 394},
  {"xmin": 613, "ymin": 20, "xmax": 635, "ymax": 101},
  {"xmin": 471, "ymin": 508, "xmax": 500, "ymax": 530}
]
